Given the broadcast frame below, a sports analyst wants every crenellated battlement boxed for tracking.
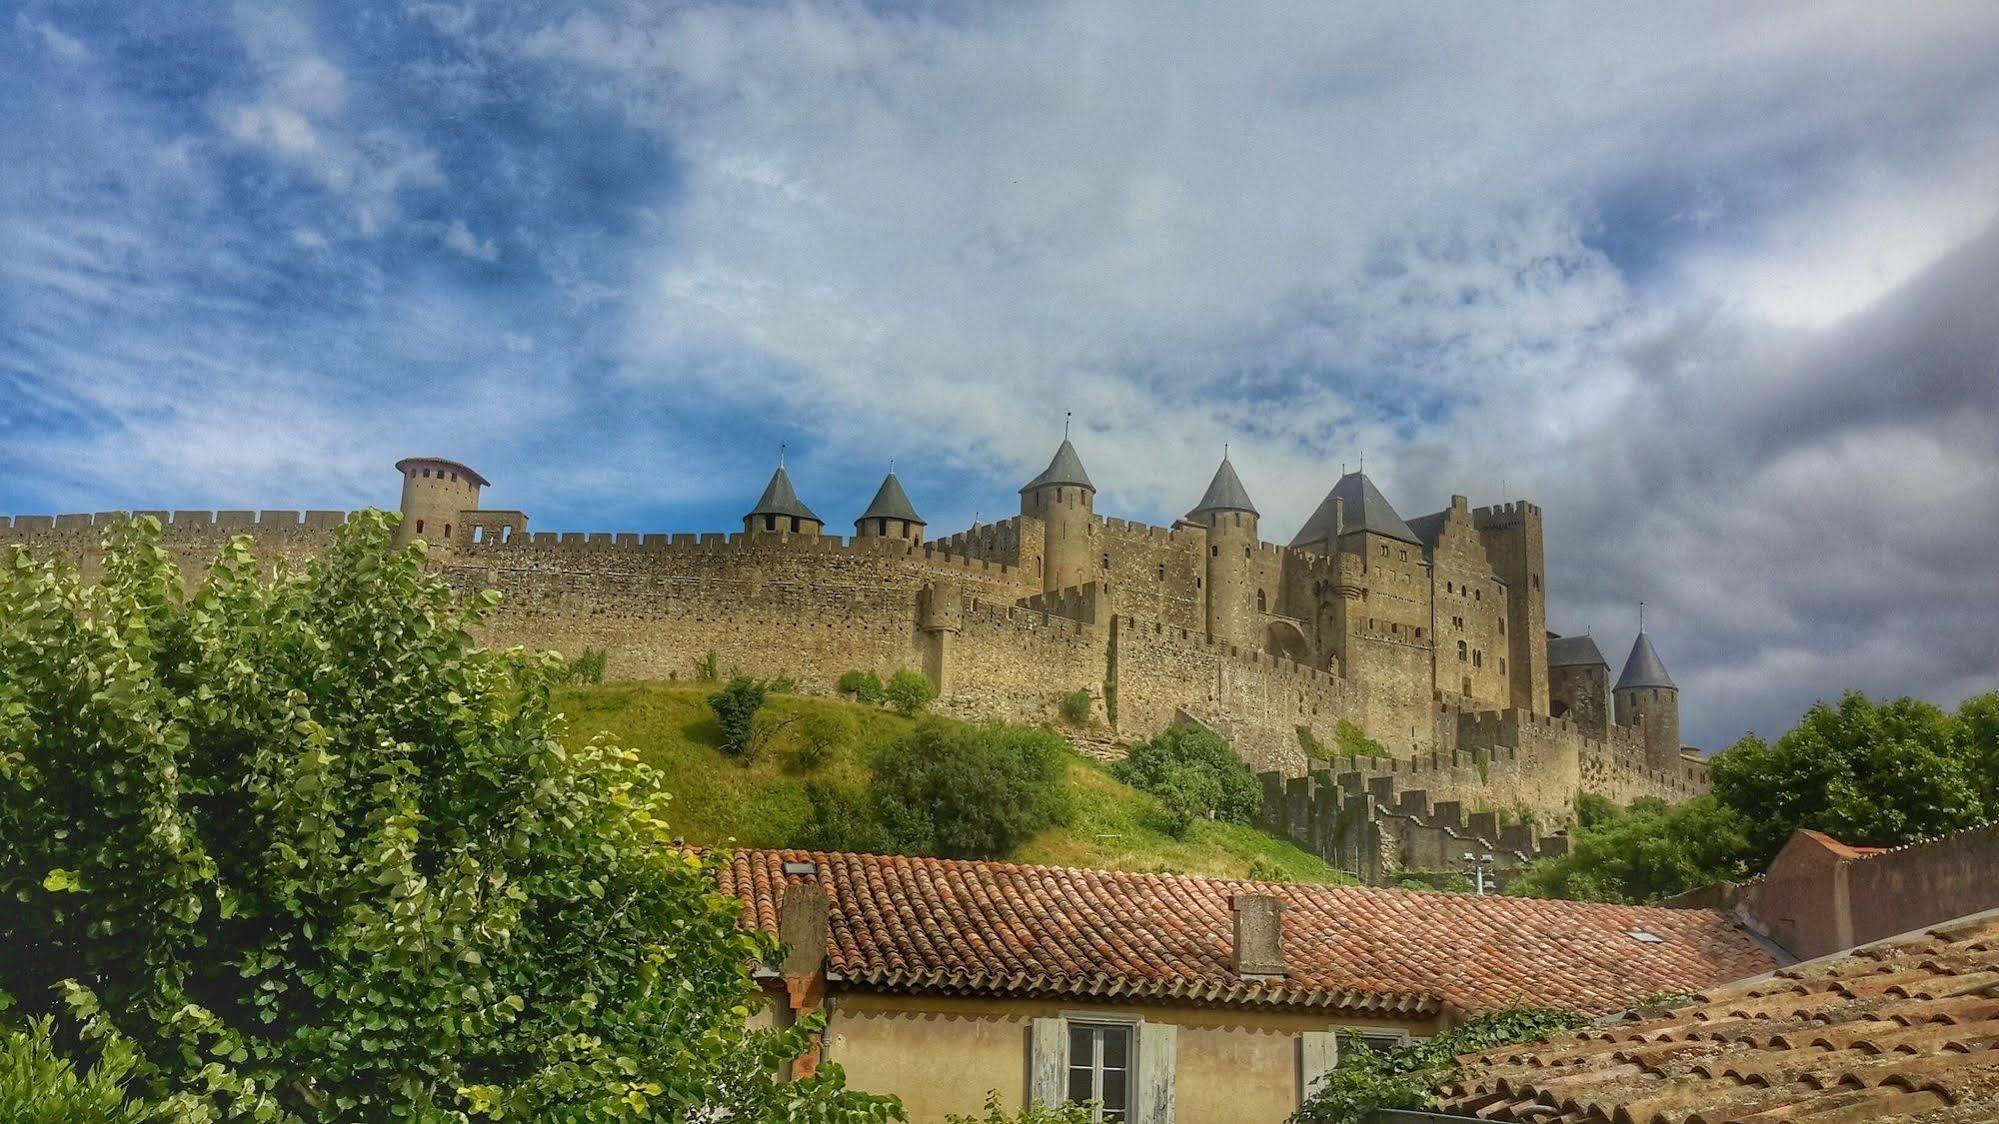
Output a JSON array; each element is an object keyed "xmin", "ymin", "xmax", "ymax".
[
  {"xmin": 450, "ymin": 527, "xmax": 1022, "ymax": 582},
  {"xmin": 1, "ymin": 509, "xmax": 350, "ymax": 533}
]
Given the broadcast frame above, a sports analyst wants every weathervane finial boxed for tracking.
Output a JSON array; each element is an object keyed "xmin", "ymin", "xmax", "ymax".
[
  {"xmin": 1638, "ymin": 601, "xmax": 1645, "ymax": 633},
  {"xmin": 779, "ymin": 441, "xmax": 787, "ymax": 469},
  {"xmin": 1064, "ymin": 411, "xmax": 1072, "ymax": 440}
]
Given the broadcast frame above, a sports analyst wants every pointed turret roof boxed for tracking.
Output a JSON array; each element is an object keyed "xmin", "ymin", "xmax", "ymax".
[
  {"xmin": 745, "ymin": 464, "xmax": 821, "ymax": 523},
  {"xmin": 1019, "ymin": 438, "xmax": 1095, "ymax": 494},
  {"xmin": 1188, "ymin": 456, "xmax": 1258, "ymax": 518},
  {"xmin": 1289, "ymin": 472, "xmax": 1420, "ymax": 548},
  {"xmin": 858, "ymin": 472, "xmax": 924, "ymax": 525},
  {"xmin": 1616, "ymin": 633, "xmax": 1676, "ymax": 691}
]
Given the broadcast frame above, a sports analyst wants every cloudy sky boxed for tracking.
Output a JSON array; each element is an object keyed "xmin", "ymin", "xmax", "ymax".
[{"xmin": 5, "ymin": 1, "xmax": 1998, "ymax": 746}]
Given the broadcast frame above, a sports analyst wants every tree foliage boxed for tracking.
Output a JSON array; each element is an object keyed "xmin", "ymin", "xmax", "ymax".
[
  {"xmin": 708, "ymin": 676, "xmax": 770, "ymax": 758},
  {"xmin": 1291, "ymin": 1008, "xmax": 1586, "ymax": 1124},
  {"xmin": 0, "ymin": 513, "xmax": 899, "ymax": 1122},
  {"xmin": 946, "ymin": 1091, "xmax": 1094, "ymax": 1124},
  {"xmin": 1506, "ymin": 796, "xmax": 1756, "ymax": 903},
  {"xmin": 1113, "ymin": 724, "xmax": 1262, "ymax": 828},
  {"xmin": 0, "ymin": 1015, "xmax": 172, "ymax": 1124},
  {"xmin": 869, "ymin": 720, "xmax": 1071, "ymax": 859},
  {"xmin": 1709, "ymin": 690, "xmax": 1996, "ymax": 865},
  {"xmin": 836, "ymin": 671, "xmax": 885, "ymax": 705}
]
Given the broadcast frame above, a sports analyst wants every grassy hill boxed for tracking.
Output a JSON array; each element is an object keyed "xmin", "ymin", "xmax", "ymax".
[{"xmin": 551, "ymin": 682, "xmax": 1354, "ymax": 883}]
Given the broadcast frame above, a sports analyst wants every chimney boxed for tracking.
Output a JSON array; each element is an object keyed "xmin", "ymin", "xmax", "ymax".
[
  {"xmin": 777, "ymin": 879, "xmax": 831, "ymax": 1079},
  {"xmin": 1232, "ymin": 893, "xmax": 1287, "ymax": 977}
]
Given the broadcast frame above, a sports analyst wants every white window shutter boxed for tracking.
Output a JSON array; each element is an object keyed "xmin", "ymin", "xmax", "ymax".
[
  {"xmin": 1029, "ymin": 1017, "xmax": 1067, "ymax": 1108},
  {"xmin": 1299, "ymin": 1032, "xmax": 1339, "ymax": 1105},
  {"xmin": 1136, "ymin": 1022, "xmax": 1177, "ymax": 1124}
]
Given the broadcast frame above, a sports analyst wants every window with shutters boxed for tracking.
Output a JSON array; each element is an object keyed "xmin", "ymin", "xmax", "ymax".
[{"xmin": 1067, "ymin": 1023, "xmax": 1133, "ymax": 1122}]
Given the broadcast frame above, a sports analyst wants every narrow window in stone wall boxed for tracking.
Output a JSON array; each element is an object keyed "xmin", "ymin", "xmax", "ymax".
[
  {"xmin": 1500, "ymin": 658, "xmax": 1507, "ymax": 675},
  {"xmin": 1458, "ymin": 640, "xmax": 1468, "ymax": 661},
  {"xmin": 1211, "ymin": 546, "xmax": 1219, "ymax": 558},
  {"xmin": 415, "ymin": 519, "xmax": 424, "ymax": 534},
  {"xmin": 1257, "ymin": 589, "xmax": 1267, "ymax": 612},
  {"xmin": 1380, "ymin": 544, "xmax": 1389, "ymax": 557},
  {"xmin": 1498, "ymin": 618, "xmax": 1506, "ymax": 634},
  {"xmin": 1157, "ymin": 564, "xmax": 1165, "ymax": 582},
  {"xmin": 765, "ymin": 515, "xmax": 776, "ymax": 531},
  {"xmin": 443, "ymin": 524, "xmax": 451, "ymax": 538},
  {"xmin": 1102, "ymin": 553, "xmax": 1110, "ymax": 569}
]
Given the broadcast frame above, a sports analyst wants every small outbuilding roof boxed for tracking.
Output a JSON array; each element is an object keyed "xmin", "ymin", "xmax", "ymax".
[
  {"xmin": 1547, "ymin": 634, "xmax": 1609, "ymax": 669},
  {"xmin": 744, "ymin": 464, "xmax": 822, "ymax": 523},
  {"xmin": 1435, "ymin": 909, "xmax": 1999, "ymax": 1124},
  {"xmin": 1290, "ymin": 472, "xmax": 1421, "ymax": 548},
  {"xmin": 723, "ymin": 849, "xmax": 1779, "ymax": 1019},
  {"xmin": 1616, "ymin": 632, "xmax": 1676, "ymax": 691},
  {"xmin": 1019, "ymin": 439, "xmax": 1095, "ymax": 494},
  {"xmin": 1188, "ymin": 456, "xmax": 1259, "ymax": 518},
  {"xmin": 857, "ymin": 472, "xmax": 924, "ymax": 525}
]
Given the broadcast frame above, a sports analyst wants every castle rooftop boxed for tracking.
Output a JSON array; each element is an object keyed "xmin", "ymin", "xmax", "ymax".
[
  {"xmin": 1019, "ymin": 438, "xmax": 1094, "ymax": 494},
  {"xmin": 1188, "ymin": 455, "xmax": 1258, "ymax": 518},
  {"xmin": 1617, "ymin": 631, "xmax": 1676, "ymax": 690},
  {"xmin": 745, "ymin": 464, "xmax": 821, "ymax": 523},
  {"xmin": 1547, "ymin": 634, "xmax": 1608, "ymax": 669},
  {"xmin": 1291, "ymin": 471, "xmax": 1420, "ymax": 548},
  {"xmin": 857, "ymin": 472, "xmax": 923, "ymax": 525}
]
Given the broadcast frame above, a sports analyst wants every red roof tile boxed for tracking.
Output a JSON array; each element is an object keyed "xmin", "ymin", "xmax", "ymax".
[
  {"xmin": 1435, "ymin": 909, "xmax": 1999, "ymax": 1123},
  {"xmin": 721, "ymin": 850, "xmax": 1781, "ymax": 1018}
]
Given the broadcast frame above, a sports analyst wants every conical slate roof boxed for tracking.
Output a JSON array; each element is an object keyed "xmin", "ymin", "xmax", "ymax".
[
  {"xmin": 857, "ymin": 472, "xmax": 924, "ymax": 525},
  {"xmin": 1188, "ymin": 456, "xmax": 1258, "ymax": 518},
  {"xmin": 1020, "ymin": 439, "xmax": 1095, "ymax": 494},
  {"xmin": 1616, "ymin": 633, "xmax": 1676, "ymax": 691},
  {"xmin": 1289, "ymin": 472, "xmax": 1420, "ymax": 548},
  {"xmin": 745, "ymin": 464, "xmax": 821, "ymax": 523}
]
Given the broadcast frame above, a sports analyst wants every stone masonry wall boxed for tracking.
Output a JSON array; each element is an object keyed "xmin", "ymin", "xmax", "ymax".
[{"xmin": 1, "ymin": 510, "xmax": 351, "ymax": 586}]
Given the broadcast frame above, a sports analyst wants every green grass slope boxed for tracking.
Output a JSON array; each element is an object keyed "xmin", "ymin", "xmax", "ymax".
[{"xmin": 552, "ymin": 682, "xmax": 1353, "ymax": 883}]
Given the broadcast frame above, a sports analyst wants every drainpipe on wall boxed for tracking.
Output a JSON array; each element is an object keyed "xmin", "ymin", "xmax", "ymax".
[{"xmin": 779, "ymin": 877, "xmax": 831, "ymax": 1080}]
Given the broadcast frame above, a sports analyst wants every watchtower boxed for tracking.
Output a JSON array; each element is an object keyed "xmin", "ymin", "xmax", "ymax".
[
  {"xmin": 1614, "ymin": 631, "xmax": 1681, "ymax": 771},
  {"xmin": 393, "ymin": 457, "xmax": 488, "ymax": 548},
  {"xmin": 744, "ymin": 460, "xmax": 824, "ymax": 538},
  {"xmin": 1018, "ymin": 435, "xmax": 1095, "ymax": 593},
  {"xmin": 1187, "ymin": 452, "xmax": 1260, "ymax": 649},
  {"xmin": 855, "ymin": 471, "xmax": 925, "ymax": 543}
]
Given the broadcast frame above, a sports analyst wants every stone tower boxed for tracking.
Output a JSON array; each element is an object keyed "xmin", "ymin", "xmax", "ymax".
[
  {"xmin": 1547, "ymin": 633, "xmax": 1611, "ymax": 737},
  {"xmin": 393, "ymin": 457, "xmax": 487, "ymax": 548},
  {"xmin": 1187, "ymin": 453, "xmax": 1260, "ymax": 649},
  {"xmin": 1018, "ymin": 437, "xmax": 1096, "ymax": 593},
  {"xmin": 856, "ymin": 471, "xmax": 925, "ymax": 542},
  {"xmin": 743, "ymin": 460, "xmax": 824, "ymax": 537},
  {"xmin": 1474, "ymin": 502, "xmax": 1551, "ymax": 714},
  {"xmin": 1615, "ymin": 631, "xmax": 1681, "ymax": 771}
]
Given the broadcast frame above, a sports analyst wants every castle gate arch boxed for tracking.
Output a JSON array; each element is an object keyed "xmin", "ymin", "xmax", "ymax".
[{"xmin": 1261, "ymin": 620, "xmax": 1314, "ymax": 665}]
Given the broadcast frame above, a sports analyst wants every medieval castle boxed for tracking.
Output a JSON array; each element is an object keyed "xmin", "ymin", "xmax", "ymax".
[{"xmin": 0, "ymin": 440, "xmax": 1707, "ymax": 883}]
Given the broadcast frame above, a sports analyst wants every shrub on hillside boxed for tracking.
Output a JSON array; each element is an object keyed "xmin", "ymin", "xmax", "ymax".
[
  {"xmin": 797, "ymin": 782, "xmax": 892, "ymax": 854},
  {"xmin": 1334, "ymin": 719, "xmax": 1388, "ymax": 759},
  {"xmin": 885, "ymin": 669, "xmax": 937, "ymax": 716},
  {"xmin": 561, "ymin": 646, "xmax": 608, "ymax": 684},
  {"xmin": 1152, "ymin": 764, "xmax": 1224, "ymax": 838},
  {"xmin": 838, "ymin": 669, "xmax": 886, "ymax": 704},
  {"xmin": 1059, "ymin": 689, "xmax": 1094, "ymax": 725},
  {"xmin": 710, "ymin": 675, "xmax": 770, "ymax": 757},
  {"xmin": 1113, "ymin": 724, "xmax": 1262, "ymax": 825},
  {"xmin": 0, "ymin": 512, "xmax": 896, "ymax": 1121},
  {"xmin": 790, "ymin": 709, "xmax": 856, "ymax": 772},
  {"xmin": 870, "ymin": 720, "xmax": 1071, "ymax": 859}
]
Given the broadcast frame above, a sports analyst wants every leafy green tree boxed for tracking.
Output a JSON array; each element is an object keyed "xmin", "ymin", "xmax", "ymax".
[
  {"xmin": 1113, "ymin": 724, "xmax": 1262, "ymax": 825},
  {"xmin": 871, "ymin": 720, "xmax": 1071, "ymax": 859},
  {"xmin": 0, "ymin": 1015, "xmax": 176, "ymax": 1124},
  {"xmin": 1506, "ymin": 796, "xmax": 1755, "ymax": 903},
  {"xmin": 1572, "ymin": 791, "xmax": 1619, "ymax": 828},
  {"xmin": 1152, "ymin": 765, "xmax": 1224, "ymax": 839},
  {"xmin": 709, "ymin": 675, "xmax": 769, "ymax": 757},
  {"xmin": 790, "ymin": 709, "xmax": 856, "ymax": 772},
  {"xmin": 796, "ymin": 782, "xmax": 894, "ymax": 854},
  {"xmin": 0, "ymin": 514, "xmax": 899, "ymax": 1122},
  {"xmin": 1709, "ymin": 691, "xmax": 1994, "ymax": 864},
  {"xmin": 884, "ymin": 669, "xmax": 938, "ymax": 717},
  {"xmin": 1291, "ymin": 1008, "xmax": 1585, "ymax": 1124}
]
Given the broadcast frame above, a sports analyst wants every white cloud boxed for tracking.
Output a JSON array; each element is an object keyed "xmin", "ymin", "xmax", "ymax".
[
  {"xmin": 443, "ymin": 218, "xmax": 499, "ymax": 261},
  {"xmin": 215, "ymin": 2, "xmax": 441, "ymax": 235},
  {"xmin": 21, "ymin": 15, "xmax": 88, "ymax": 61}
]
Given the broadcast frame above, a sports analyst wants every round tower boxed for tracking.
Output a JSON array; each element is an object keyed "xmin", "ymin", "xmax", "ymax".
[
  {"xmin": 393, "ymin": 457, "xmax": 488, "ymax": 548},
  {"xmin": 1614, "ymin": 631, "xmax": 1681, "ymax": 771},
  {"xmin": 743, "ymin": 459, "xmax": 823, "ymax": 538},
  {"xmin": 855, "ymin": 471, "xmax": 925, "ymax": 543},
  {"xmin": 1188, "ymin": 452, "xmax": 1261, "ymax": 650},
  {"xmin": 1018, "ymin": 436, "xmax": 1096, "ymax": 593}
]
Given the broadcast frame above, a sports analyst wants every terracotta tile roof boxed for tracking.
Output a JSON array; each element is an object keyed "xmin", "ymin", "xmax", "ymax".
[
  {"xmin": 721, "ymin": 850, "xmax": 1780, "ymax": 1019},
  {"xmin": 1435, "ymin": 908, "xmax": 1999, "ymax": 1123}
]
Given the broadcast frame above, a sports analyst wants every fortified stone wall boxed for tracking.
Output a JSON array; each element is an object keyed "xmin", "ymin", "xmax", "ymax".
[
  {"xmin": 0, "ymin": 510, "xmax": 350, "ymax": 585},
  {"xmin": 1093, "ymin": 517, "xmax": 1206, "ymax": 631}
]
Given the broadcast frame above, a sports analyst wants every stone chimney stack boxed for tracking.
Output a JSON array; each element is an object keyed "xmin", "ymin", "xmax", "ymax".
[
  {"xmin": 778, "ymin": 876, "xmax": 831, "ymax": 1078},
  {"xmin": 1231, "ymin": 893, "xmax": 1287, "ymax": 977}
]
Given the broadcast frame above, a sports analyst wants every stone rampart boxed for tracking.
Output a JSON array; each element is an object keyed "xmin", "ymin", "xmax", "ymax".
[{"xmin": 0, "ymin": 509, "xmax": 350, "ymax": 583}]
